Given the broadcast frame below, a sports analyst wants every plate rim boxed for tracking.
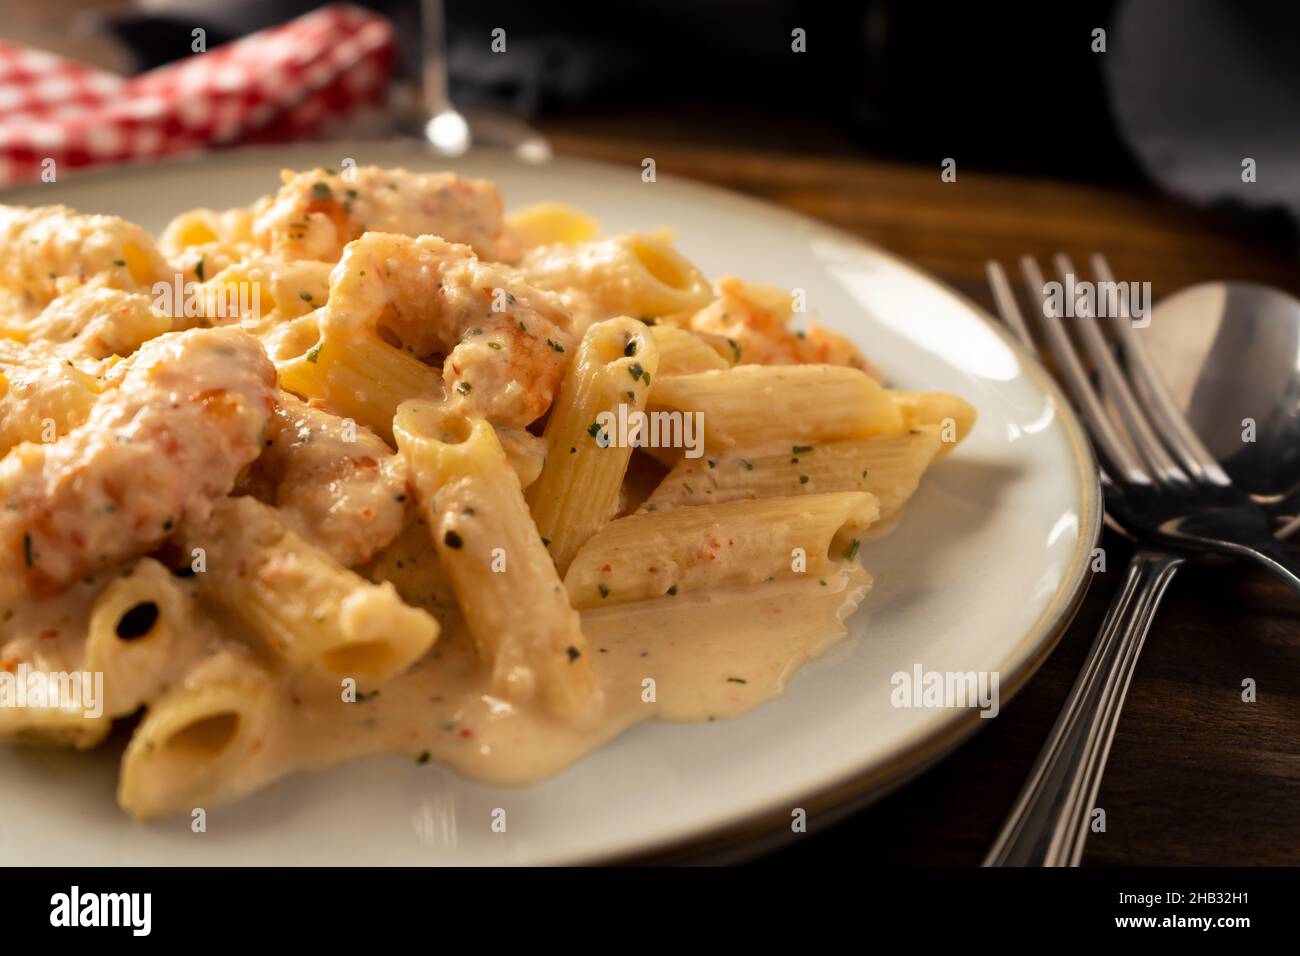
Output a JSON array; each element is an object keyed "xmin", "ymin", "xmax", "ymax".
[{"xmin": 0, "ymin": 142, "xmax": 1103, "ymax": 865}]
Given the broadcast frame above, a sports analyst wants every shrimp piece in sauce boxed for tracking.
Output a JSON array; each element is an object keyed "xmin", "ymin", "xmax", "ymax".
[
  {"xmin": 251, "ymin": 394, "xmax": 410, "ymax": 567},
  {"xmin": 325, "ymin": 233, "xmax": 574, "ymax": 428},
  {"xmin": 253, "ymin": 166, "xmax": 510, "ymax": 264},
  {"xmin": 689, "ymin": 276, "xmax": 881, "ymax": 378},
  {"xmin": 0, "ymin": 327, "xmax": 276, "ymax": 600}
]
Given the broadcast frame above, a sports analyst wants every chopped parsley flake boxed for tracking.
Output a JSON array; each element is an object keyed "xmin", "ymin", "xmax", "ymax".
[
  {"xmin": 845, "ymin": 539, "xmax": 861, "ymax": 561},
  {"xmin": 311, "ymin": 181, "xmax": 332, "ymax": 200},
  {"xmin": 443, "ymin": 530, "xmax": 463, "ymax": 549},
  {"xmin": 305, "ymin": 343, "xmax": 322, "ymax": 363},
  {"xmin": 597, "ymin": 583, "xmax": 610, "ymax": 599}
]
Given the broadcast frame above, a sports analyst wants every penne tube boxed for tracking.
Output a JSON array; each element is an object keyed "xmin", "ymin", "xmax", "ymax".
[
  {"xmin": 273, "ymin": 317, "xmax": 444, "ymax": 443},
  {"xmin": 394, "ymin": 399, "xmax": 601, "ymax": 722},
  {"xmin": 505, "ymin": 202, "xmax": 599, "ymax": 250},
  {"xmin": 518, "ymin": 233, "xmax": 714, "ymax": 327},
  {"xmin": 527, "ymin": 317, "xmax": 660, "ymax": 573},
  {"xmin": 889, "ymin": 390, "xmax": 977, "ymax": 458},
  {"xmin": 118, "ymin": 651, "xmax": 275, "ymax": 818},
  {"xmin": 178, "ymin": 496, "xmax": 438, "ymax": 683},
  {"xmin": 565, "ymin": 491, "xmax": 879, "ymax": 608},
  {"xmin": 650, "ymin": 324, "xmax": 730, "ymax": 376},
  {"xmin": 84, "ymin": 557, "xmax": 203, "ymax": 719},
  {"xmin": 649, "ymin": 364, "xmax": 903, "ymax": 452},
  {"xmin": 641, "ymin": 426, "xmax": 944, "ymax": 529}
]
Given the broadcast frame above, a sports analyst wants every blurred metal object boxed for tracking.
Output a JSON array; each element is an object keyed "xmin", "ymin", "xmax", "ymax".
[
  {"xmin": 982, "ymin": 255, "xmax": 1300, "ymax": 866},
  {"xmin": 420, "ymin": 0, "xmax": 469, "ymax": 156},
  {"xmin": 419, "ymin": 0, "xmax": 551, "ymax": 162},
  {"xmin": 1136, "ymin": 281, "xmax": 1300, "ymax": 539}
]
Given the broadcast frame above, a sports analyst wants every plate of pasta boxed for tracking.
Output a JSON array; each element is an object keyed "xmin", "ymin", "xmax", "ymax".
[{"xmin": 0, "ymin": 142, "xmax": 1099, "ymax": 864}]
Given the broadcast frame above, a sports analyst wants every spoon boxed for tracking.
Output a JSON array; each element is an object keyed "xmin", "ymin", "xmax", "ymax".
[{"xmin": 1137, "ymin": 281, "xmax": 1300, "ymax": 539}]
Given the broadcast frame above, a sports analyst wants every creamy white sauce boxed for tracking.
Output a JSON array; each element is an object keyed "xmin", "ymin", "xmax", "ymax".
[{"xmin": 225, "ymin": 566, "xmax": 871, "ymax": 799}]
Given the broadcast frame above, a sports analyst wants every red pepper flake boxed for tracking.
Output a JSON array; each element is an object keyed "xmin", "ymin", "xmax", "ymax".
[
  {"xmin": 38, "ymin": 629, "xmax": 59, "ymax": 640},
  {"xmin": 458, "ymin": 727, "xmax": 474, "ymax": 739}
]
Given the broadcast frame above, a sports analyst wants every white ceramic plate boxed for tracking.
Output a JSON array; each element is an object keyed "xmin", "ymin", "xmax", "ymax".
[{"xmin": 0, "ymin": 142, "xmax": 1100, "ymax": 865}]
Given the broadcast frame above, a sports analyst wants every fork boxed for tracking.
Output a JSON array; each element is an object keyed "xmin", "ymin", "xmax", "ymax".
[{"xmin": 981, "ymin": 253, "xmax": 1300, "ymax": 866}]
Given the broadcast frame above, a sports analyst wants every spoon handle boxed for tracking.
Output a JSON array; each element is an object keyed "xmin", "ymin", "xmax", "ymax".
[
  {"xmin": 984, "ymin": 548, "xmax": 1185, "ymax": 866},
  {"xmin": 1234, "ymin": 537, "xmax": 1300, "ymax": 594}
]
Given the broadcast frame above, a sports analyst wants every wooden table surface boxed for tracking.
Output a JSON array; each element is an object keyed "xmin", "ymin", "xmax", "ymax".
[{"xmin": 542, "ymin": 120, "xmax": 1300, "ymax": 866}]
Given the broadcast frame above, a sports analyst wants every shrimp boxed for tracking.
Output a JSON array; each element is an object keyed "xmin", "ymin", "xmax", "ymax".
[
  {"xmin": 687, "ymin": 276, "xmax": 882, "ymax": 379},
  {"xmin": 249, "ymin": 394, "xmax": 410, "ymax": 567},
  {"xmin": 324, "ymin": 233, "xmax": 575, "ymax": 428},
  {"xmin": 0, "ymin": 326, "xmax": 277, "ymax": 601},
  {"xmin": 0, "ymin": 204, "xmax": 169, "ymax": 315},
  {"xmin": 253, "ymin": 166, "xmax": 511, "ymax": 264}
]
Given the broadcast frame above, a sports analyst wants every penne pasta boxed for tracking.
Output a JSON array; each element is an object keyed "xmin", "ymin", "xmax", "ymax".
[
  {"xmin": 394, "ymin": 399, "xmax": 600, "ymax": 722},
  {"xmin": 565, "ymin": 491, "xmax": 879, "ymax": 607},
  {"xmin": 272, "ymin": 317, "xmax": 444, "ymax": 442},
  {"xmin": 518, "ymin": 233, "xmax": 714, "ymax": 330},
  {"xmin": 649, "ymin": 323, "xmax": 731, "ymax": 376},
  {"xmin": 649, "ymin": 364, "xmax": 904, "ymax": 453},
  {"xmin": 890, "ymin": 390, "xmax": 977, "ymax": 459},
  {"xmin": 527, "ymin": 317, "xmax": 660, "ymax": 573},
  {"xmin": 177, "ymin": 495, "xmax": 439, "ymax": 683},
  {"xmin": 118, "ymin": 650, "xmax": 275, "ymax": 818},
  {"xmin": 84, "ymin": 557, "xmax": 204, "ymax": 719},
  {"xmin": 505, "ymin": 202, "xmax": 599, "ymax": 250},
  {"xmin": 0, "ymin": 163, "xmax": 978, "ymax": 820},
  {"xmin": 640, "ymin": 426, "xmax": 945, "ymax": 530}
]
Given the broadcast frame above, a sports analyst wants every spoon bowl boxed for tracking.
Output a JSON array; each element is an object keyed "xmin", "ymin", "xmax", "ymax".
[{"xmin": 1140, "ymin": 281, "xmax": 1300, "ymax": 536}]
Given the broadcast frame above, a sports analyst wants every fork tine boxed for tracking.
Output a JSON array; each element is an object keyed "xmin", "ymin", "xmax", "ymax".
[
  {"xmin": 1018, "ymin": 255, "xmax": 1151, "ymax": 486},
  {"xmin": 1090, "ymin": 253, "xmax": 1232, "ymax": 486},
  {"xmin": 986, "ymin": 260, "xmax": 1034, "ymax": 349},
  {"xmin": 1052, "ymin": 254, "xmax": 1188, "ymax": 487}
]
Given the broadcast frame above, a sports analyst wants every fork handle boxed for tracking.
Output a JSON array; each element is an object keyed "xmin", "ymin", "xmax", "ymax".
[{"xmin": 983, "ymin": 548, "xmax": 1185, "ymax": 866}]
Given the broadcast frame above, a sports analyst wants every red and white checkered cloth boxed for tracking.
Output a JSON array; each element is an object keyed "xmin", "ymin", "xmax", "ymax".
[{"xmin": 0, "ymin": 4, "xmax": 396, "ymax": 186}]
